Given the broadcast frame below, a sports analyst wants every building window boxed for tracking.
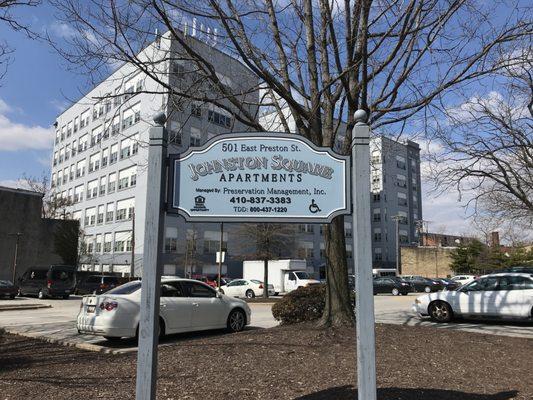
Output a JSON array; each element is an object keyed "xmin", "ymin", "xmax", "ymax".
[
  {"xmin": 396, "ymin": 174, "xmax": 406, "ymax": 188},
  {"xmin": 374, "ymin": 248, "xmax": 383, "ymax": 261},
  {"xmin": 190, "ymin": 128, "xmax": 201, "ymax": 147},
  {"xmin": 396, "ymin": 156, "xmax": 406, "ymax": 170},
  {"xmin": 373, "ymin": 209, "xmax": 381, "ymax": 222},
  {"xmin": 165, "ymin": 227, "xmax": 178, "ymax": 253},
  {"xmin": 373, "ymin": 193, "xmax": 380, "ymax": 202},
  {"xmin": 203, "ymin": 240, "xmax": 227, "ymax": 254},
  {"xmin": 191, "ymin": 104, "xmax": 202, "ymax": 118},
  {"xmin": 298, "ymin": 224, "xmax": 314, "ymax": 234},
  {"xmin": 373, "ymin": 229, "xmax": 382, "ymax": 242},
  {"xmin": 397, "ymin": 193, "xmax": 407, "ymax": 206},
  {"xmin": 207, "ymin": 110, "xmax": 232, "ymax": 128}
]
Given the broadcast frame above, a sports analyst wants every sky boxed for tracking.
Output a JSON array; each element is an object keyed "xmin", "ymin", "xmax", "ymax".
[{"xmin": 0, "ymin": 3, "xmax": 474, "ymax": 235}]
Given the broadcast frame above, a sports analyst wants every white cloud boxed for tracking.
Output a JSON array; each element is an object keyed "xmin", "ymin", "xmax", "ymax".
[
  {"xmin": 49, "ymin": 21, "xmax": 78, "ymax": 40},
  {"xmin": 0, "ymin": 98, "xmax": 54, "ymax": 151}
]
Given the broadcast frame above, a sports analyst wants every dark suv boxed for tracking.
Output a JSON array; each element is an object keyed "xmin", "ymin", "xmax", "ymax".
[
  {"xmin": 18, "ymin": 265, "xmax": 76, "ymax": 299},
  {"xmin": 76, "ymin": 275, "xmax": 120, "ymax": 295}
]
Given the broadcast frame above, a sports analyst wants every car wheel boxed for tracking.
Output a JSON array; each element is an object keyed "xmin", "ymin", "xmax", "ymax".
[
  {"xmin": 391, "ymin": 288, "xmax": 400, "ymax": 296},
  {"xmin": 38, "ymin": 289, "xmax": 45, "ymax": 299},
  {"xmin": 424, "ymin": 286, "xmax": 432, "ymax": 293},
  {"xmin": 10, "ymin": 294, "xmax": 16, "ymax": 299},
  {"xmin": 428, "ymin": 301, "xmax": 453, "ymax": 323},
  {"xmin": 227, "ymin": 309, "xmax": 246, "ymax": 333},
  {"xmin": 62, "ymin": 295, "xmax": 70, "ymax": 300},
  {"xmin": 401, "ymin": 292, "xmax": 408, "ymax": 296},
  {"xmin": 245, "ymin": 289, "xmax": 255, "ymax": 299}
]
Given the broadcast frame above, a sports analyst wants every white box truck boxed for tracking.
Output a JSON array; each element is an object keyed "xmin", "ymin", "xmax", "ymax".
[{"xmin": 242, "ymin": 259, "xmax": 320, "ymax": 295}]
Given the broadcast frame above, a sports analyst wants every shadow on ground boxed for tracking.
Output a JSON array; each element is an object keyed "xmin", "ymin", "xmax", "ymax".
[{"xmin": 294, "ymin": 386, "xmax": 519, "ymax": 400}]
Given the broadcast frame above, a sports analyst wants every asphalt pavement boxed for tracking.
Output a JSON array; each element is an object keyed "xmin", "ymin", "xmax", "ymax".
[{"xmin": 0, "ymin": 293, "xmax": 531, "ymax": 354}]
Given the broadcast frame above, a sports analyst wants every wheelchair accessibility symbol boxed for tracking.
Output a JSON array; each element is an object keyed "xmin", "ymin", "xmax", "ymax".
[{"xmin": 309, "ymin": 199, "xmax": 322, "ymax": 214}]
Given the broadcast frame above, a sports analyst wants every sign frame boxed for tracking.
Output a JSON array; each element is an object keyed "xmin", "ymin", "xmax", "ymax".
[{"xmin": 167, "ymin": 132, "xmax": 351, "ymax": 224}]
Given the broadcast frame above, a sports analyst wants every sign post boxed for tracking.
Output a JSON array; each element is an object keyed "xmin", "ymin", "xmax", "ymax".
[
  {"xmin": 135, "ymin": 113, "xmax": 168, "ymax": 400},
  {"xmin": 135, "ymin": 119, "xmax": 376, "ymax": 400},
  {"xmin": 352, "ymin": 110, "xmax": 377, "ymax": 400}
]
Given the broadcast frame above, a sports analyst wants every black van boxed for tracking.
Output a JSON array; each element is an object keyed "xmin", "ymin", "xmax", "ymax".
[{"xmin": 18, "ymin": 265, "xmax": 77, "ymax": 299}]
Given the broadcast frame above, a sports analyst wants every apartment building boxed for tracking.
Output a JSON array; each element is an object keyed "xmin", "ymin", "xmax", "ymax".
[
  {"xmin": 50, "ymin": 29, "xmax": 259, "ymax": 277},
  {"xmin": 50, "ymin": 29, "xmax": 421, "ymax": 278}
]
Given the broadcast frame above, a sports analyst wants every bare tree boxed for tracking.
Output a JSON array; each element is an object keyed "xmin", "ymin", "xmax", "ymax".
[
  {"xmin": 0, "ymin": 0, "xmax": 41, "ymax": 82},
  {"xmin": 428, "ymin": 54, "xmax": 533, "ymax": 227},
  {"xmin": 48, "ymin": 0, "xmax": 531, "ymax": 326},
  {"xmin": 236, "ymin": 223, "xmax": 296, "ymax": 298},
  {"xmin": 22, "ymin": 174, "xmax": 73, "ymax": 219}
]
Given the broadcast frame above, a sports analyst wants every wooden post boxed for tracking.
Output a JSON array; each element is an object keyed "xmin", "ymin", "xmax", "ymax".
[
  {"xmin": 135, "ymin": 113, "xmax": 168, "ymax": 400},
  {"xmin": 352, "ymin": 110, "xmax": 377, "ymax": 400}
]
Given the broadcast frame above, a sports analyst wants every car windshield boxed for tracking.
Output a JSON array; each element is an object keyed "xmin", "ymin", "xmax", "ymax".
[
  {"xmin": 0, "ymin": 280, "xmax": 13, "ymax": 286},
  {"xmin": 294, "ymin": 272, "xmax": 310, "ymax": 279},
  {"xmin": 106, "ymin": 281, "xmax": 141, "ymax": 295}
]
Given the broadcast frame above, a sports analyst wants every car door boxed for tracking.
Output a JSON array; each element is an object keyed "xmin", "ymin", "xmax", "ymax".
[
  {"xmin": 496, "ymin": 276, "xmax": 530, "ymax": 317},
  {"xmin": 183, "ymin": 281, "xmax": 226, "ymax": 329},
  {"xmin": 225, "ymin": 280, "xmax": 243, "ymax": 298},
  {"xmin": 373, "ymin": 278, "xmax": 385, "ymax": 294},
  {"xmin": 159, "ymin": 281, "xmax": 192, "ymax": 333},
  {"xmin": 284, "ymin": 272, "xmax": 298, "ymax": 292},
  {"xmin": 459, "ymin": 277, "xmax": 499, "ymax": 316}
]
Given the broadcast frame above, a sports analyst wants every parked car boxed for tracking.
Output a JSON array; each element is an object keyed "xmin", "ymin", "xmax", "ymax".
[
  {"xmin": 413, "ymin": 272, "xmax": 533, "ymax": 322},
  {"xmin": 498, "ymin": 266, "xmax": 533, "ymax": 274},
  {"xmin": 0, "ymin": 280, "xmax": 18, "ymax": 299},
  {"xmin": 191, "ymin": 274, "xmax": 218, "ymax": 289},
  {"xmin": 373, "ymin": 277, "xmax": 412, "ymax": 295},
  {"xmin": 401, "ymin": 276, "xmax": 443, "ymax": 293},
  {"xmin": 219, "ymin": 279, "xmax": 275, "ymax": 298},
  {"xmin": 18, "ymin": 265, "xmax": 76, "ymax": 299},
  {"xmin": 76, "ymin": 275, "xmax": 120, "ymax": 295},
  {"xmin": 206, "ymin": 275, "xmax": 233, "ymax": 287},
  {"xmin": 450, "ymin": 274, "xmax": 477, "ymax": 286},
  {"xmin": 432, "ymin": 278, "xmax": 460, "ymax": 291},
  {"xmin": 77, "ymin": 278, "xmax": 251, "ymax": 341}
]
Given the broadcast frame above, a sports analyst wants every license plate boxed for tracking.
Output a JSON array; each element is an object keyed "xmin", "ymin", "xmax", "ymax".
[{"xmin": 87, "ymin": 305, "xmax": 96, "ymax": 313}]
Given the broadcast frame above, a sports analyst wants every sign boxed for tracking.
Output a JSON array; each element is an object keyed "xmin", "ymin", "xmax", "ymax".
[
  {"xmin": 216, "ymin": 251, "xmax": 225, "ymax": 263},
  {"xmin": 168, "ymin": 132, "xmax": 350, "ymax": 223}
]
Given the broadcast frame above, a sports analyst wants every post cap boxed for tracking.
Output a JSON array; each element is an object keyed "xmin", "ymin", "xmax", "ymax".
[
  {"xmin": 354, "ymin": 109, "xmax": 368, "ymax": 124},
  {"xmin": 153, "ymin": 112, "xmax": 167, "ymax": 126}
]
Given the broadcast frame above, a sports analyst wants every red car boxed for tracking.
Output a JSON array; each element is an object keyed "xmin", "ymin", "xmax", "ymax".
[
  {"xmin": 0, "ymin": 280, "xmax": 18, "ymax": 299},
  {"xmin": 191, "ymin": 275, "xmax": 218, "ymax": 289}
]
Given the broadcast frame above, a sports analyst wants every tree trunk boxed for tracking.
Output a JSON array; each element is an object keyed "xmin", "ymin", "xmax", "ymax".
[
  {"xmin": 319, "ymin": 216, "xmax": 354, "ymax": 327},
  {"xmin": 263, "ymin": 258, "xmax": 269, "ymax": 298}
]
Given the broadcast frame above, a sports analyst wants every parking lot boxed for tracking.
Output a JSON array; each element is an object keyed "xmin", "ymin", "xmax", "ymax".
[{"xmin": 0, "ymin": 293, "xmax": 531, "ymax": 354}]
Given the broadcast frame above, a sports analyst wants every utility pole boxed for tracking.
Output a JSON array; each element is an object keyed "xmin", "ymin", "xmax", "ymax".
[
  {"xmin": 8, "ymin": 233, "xmax": 23, "ymax": 282},
  {"xmin": 130, "ymin": 211, "xmax": 135, "ymax": 279},
  {"xmin": 392, "ymin": 215, "xmax": 401, "ymax": 275},
  {"xmin": 217, "ymin": 222, "xmax": 224, "ymax": 288}
]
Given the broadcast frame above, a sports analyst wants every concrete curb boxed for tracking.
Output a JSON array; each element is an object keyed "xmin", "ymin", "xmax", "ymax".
[
  {"xmin": 0, "ymin": 304, "xmax": 52, "ymax": 312},
  {"xmin": 2, "ymin": 327, "xmax": 131, "ymax": 355}
]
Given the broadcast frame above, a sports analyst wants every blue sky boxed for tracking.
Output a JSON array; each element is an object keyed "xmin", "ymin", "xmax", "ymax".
[
  {"xmin": 0, "ymin": 2, "xmax": 484, "ymax": 235},
  {"xmin": 0, "ymin": 4, "xmax": 93, "ymax": 186}
]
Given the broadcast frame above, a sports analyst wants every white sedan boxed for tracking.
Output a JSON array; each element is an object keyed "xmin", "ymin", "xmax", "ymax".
[
  {"xmin": 412, "ymin": 273, "xmax": 533, "ymax": 322},
  {"xmin": 77, "ymin": 278, "xmax": 251, "ymax": 341},
  {"xmin": 220, "ymin": 279, "xmax": 275, "ymax": 298}
]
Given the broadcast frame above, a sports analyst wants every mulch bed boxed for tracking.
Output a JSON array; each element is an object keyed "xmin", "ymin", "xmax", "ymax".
[{"xmin": 0, "ymin": 323, "xmax": 531, "ymax": 400}]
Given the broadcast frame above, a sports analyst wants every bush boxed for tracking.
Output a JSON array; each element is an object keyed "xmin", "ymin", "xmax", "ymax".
[{"xmin": 272, "ymin": 284, "xmax": 326, "ymax": 324}]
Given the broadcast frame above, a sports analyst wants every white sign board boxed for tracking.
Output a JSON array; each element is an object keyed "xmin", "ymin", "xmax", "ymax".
[{"xmin": 168, "ymin": 132, "xmax": 350, "ymax": 223}]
